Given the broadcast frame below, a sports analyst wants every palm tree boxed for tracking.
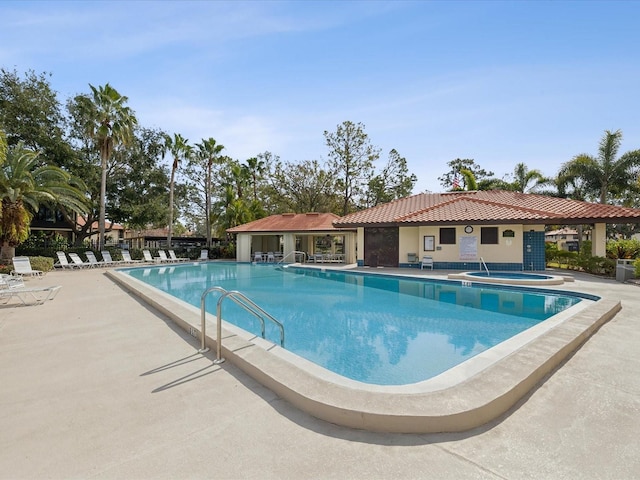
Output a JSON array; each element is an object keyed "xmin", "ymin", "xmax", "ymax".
[
  {"xmin": 195, "ymin": 138, "xmax": 224, "ymax": 248},
  {"xmin": 510, "ymin": 163, "xmax": 549, "ymax": 193},
  {"xmin": 558, "ymin": 130, "xmax": 640, "ymax": 204},
  {"xmin": 244, "ymin": 156, "xmax": 266, "ymax": 201},
  {"xmin": 164, "ymin": 133, "xmax": 192, "ymax": 247},
  {"xmin": 0, "ymin": 140, "xmax": 88, "ymax": 259},
  {"xmin": 74, "ymin": 84, "xmax": 137, "ymax": 249}
]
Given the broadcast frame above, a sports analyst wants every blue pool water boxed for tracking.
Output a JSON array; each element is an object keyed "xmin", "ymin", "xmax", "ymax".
[{"xmin": 125, "ymin": 263, "xmax": 589, "ymax": 385}]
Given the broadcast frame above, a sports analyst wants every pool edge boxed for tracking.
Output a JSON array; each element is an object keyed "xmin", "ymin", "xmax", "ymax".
[{"xmin": 105, "ymin": 269, "xmax": 621, "ymax": 434}]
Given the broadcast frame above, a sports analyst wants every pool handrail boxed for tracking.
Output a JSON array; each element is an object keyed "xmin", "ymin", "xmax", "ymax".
[
  {"xmin": 200, "ymin": 286, "xmax": 285, "ymax": 364},
  {"xmin": 277, "ymin": 250, "xmax": 307, "ymax": 264},
  {"xmin": 480, "ymin": 257, "xmax": 490, "ymax": 276}
]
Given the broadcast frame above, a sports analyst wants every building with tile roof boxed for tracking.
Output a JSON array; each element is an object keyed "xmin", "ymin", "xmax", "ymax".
[
  {"xmin": 227, "ymin": 213, "xmax": 357, "ymax": 264},
  {"xmin": 332, "ymin": 190, "xmax": 640, "ymax": 270}
]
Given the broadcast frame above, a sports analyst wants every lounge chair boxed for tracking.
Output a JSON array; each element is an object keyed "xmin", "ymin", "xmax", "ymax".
[
  {"xmin": 68, "ymin": 252, "xmax": 92, "ymax": 268},
  {"xmin": 11, "ymin": 256, "xmax": 44, "ymax": 277},
  {"xmin": 0, "ymin": 284, "xmax": 62, "ymax": 306},
  {"xmin": 199, "ymin": 249, "xmax": 208, "ymax": 261},
  {"xmin": 100, "ymin": 250, "xmax": 120, "ymax": 266},
  {"xmin": 157, "ymin": 250, "xmax": 174, "ymax": 263},
  {"xmin": 1, "ymin": 273, "xmax": 24, "ymax": 289},
  {"xmin": 168, "ymin": 250, "xmax": 188, "ymax": 262},
  {"xmin": 254, "ymin": 252, "xmax": 263, "ymax": 262},
  {"xmin": 421, "ymin": 255, "xmax": 434, "ymax": 270},
  {"xmin": 120, "ymin": 250, "xmax": 141, "ymax": 263},
  {"xmin": 54, "ymin": 251, "xmax": 78, "ymax": 270},
  {"xmin": 266, "ymin": 252, "xmax": 275, "ymax": 263},
  {"xmin": 85, "ymin": 251, "xmax": 105, "ymax": 268},
  {"xmin": 142, "ymin": 250, "xmax": 156, "ymax": 263}
]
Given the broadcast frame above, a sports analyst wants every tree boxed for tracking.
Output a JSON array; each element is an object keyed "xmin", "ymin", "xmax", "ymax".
[
  {"xmin": 438, "ymin": 159, "xmax": 494, "ymax": 191},
  {"xmin": 558, "ymin": 130, "xmax": 640, "ymax": 204},
  {"xmin": 245, "ymin": 156, "xmax": 266, "ymax": 201},
  {"xmin": 324, "ymin": 121, "xmax": 380, "ymax": 215},
  {"xmin": 74, "ymin": 83, "xmax": 137, "ymax": 249},
  {"xmin": 367, "ymin": 149, "xmax": 416, "ymax": 206},
  {"xmin": 268, "ymin": 158, "xmax": 338, "ymax": 213},
  {"xmin": 509, "ymin": 162, "xmax": 549, "ymax": 193},
  {"xmin": 0, "ymin": 139, "xmax": 88, "ymax": 259},
  {"xmin": 163, "ymin": 133, "xmax": 192, "ymax": 247}
]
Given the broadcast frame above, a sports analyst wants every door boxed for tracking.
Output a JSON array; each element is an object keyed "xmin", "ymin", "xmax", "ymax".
[
  {"xmin": 364, "ymin": 227, "xmax": 399, "ymax": 267},
  {"xmin": 523, "ymin": 230, "xmax": 546, "ymax": 271}
]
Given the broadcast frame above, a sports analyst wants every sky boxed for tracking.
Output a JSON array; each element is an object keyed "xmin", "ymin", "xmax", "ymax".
[{"xmin": 1, "ymin": 0, "xmax": 639, "ymax": 194}]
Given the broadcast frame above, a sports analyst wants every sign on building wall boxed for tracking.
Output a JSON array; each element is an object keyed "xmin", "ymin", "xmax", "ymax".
[{"xmin": 459, "ymin": 236, "xmax": 478, "ymax": 260}]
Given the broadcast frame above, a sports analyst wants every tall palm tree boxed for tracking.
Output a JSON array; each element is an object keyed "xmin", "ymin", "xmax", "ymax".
[
  {"xmin": 0, "ymin": 140, "xmax": 88, "ymax": 259},
  {"xmin": 510, "ymin": 163, "xmax": 549, "ymax": 193},
  {"xmin": 195, "ymin": 138, "xmax": 224, "ymax": 248},
  {"xmin": 74, "ymin": 84, "xmax": 137, "ymax": 249},
  {"xmin": 164, "ymin": 133, "xmax": 192, "ymax": 247},
  {"xmin": 558, "ymin": 130, "xmax": 640, "ymax": 204},
  {"xmin": 245, "ymin": 156, "xmax": 266, "ymax": 201}
]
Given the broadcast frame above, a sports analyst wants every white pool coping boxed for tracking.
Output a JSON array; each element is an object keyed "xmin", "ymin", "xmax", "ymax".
[{"xmin": 106, "ymin": 267, "xmax": 621, "ymax": 433}]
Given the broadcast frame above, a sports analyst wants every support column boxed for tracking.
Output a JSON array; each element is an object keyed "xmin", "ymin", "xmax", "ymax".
[
  {"xmin": 282, "ymin": 233, "xmax": 296, "ymax": 262},
  {"xmin": 236, "ymin": 234, "xmax": 252, "ymax": 262},
  {"xmin": 593, "ymin": 223, "xmax": 606, "ymax": 257}
]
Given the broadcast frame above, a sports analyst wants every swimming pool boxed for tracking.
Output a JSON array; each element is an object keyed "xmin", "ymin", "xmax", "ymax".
[{"xmin": 124, "ymin": 263, "xmax": 588, "ymax": 385}]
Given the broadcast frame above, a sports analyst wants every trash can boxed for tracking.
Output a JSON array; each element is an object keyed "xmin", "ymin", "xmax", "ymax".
[{"xmin": 616, "ymin": 264, "xmax": 635, "ymax": 282}]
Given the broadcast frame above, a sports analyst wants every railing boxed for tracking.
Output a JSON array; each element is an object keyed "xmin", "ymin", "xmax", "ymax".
[
  {"xmin": 277, "ymin": 250, "xmax": 307, "ymax": 264},
  {"xmin": 480, "ymin": 257, "xmax": 490, "ymax": 276},
  {"xmin": 200, "ymin": 286, "xmax": 285, "ymax": 364}
]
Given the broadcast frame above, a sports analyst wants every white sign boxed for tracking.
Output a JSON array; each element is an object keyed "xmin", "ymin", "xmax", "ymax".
[{"xmin": 460, "ymin": 236, "xmax": 477, "ymax": 260}]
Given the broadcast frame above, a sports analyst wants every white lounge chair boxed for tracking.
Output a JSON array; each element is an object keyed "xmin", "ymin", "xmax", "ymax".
[
  {"xmin": 421, "ymin": 255, "xmax": 434, "ymax": 270},
  {"xmin": 11, "ymin": 256, "xmax": 44, "ymax": 277},
  {"xmin": 85, "ymin": 251, "xmax": 105, "ymax": 268},
  {"xmin": 0, "ymin": 284, "xmax": 62, "ymax": 306},
  {"xmin": 199, "ymin": 249, "xmax": 208, "ymax": 261},
  {"xmin": 1, "ymin": 273, "xmax": 24, "ymax": 289},
  {"xmin": 120, "ymin": 250, "xmax": 141, "ymax": 264},
  {"xmin": 266, "ymin": 252, "xmax": 275, "ymax": 263},
  {"xmin": 168, "ymin": 250, "xmax": 188, "ymax": 262},
  {"xmin": 68, "ymin": 252, "xmax": 92, "ymax": 268},
  {"xmin": 54, "ymin": 251, "xmax": 78, "ymax": 270},
  {"xmin": 142, "ymin": 250, "xmax": 156, "ymax": 263},
  {"xmin": 254, "ymin": 252, "xmax": 263, "ymax": 262},
  {"xmin": 157, "ymin": 250, "xmax": 174, "ymax": 263},
  {"xmin": 100, "ymin": 250, "xmax": 120, "ymax": 266}
]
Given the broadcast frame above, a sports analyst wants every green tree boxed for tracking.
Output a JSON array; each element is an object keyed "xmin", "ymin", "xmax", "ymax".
[
  {"xmin": 438, "ymin": 158, "xmax": 494, "ymax": 191},
  {"xmin": 558, "ymin": 130, "xmax": 640, "ymax": 204},
  {"xmin": 324, "ymin": 121, "xmax": 380, "ymax": 215},
  {"xmin": 73, "ymin": 83, "xmax": 137, "ymax": 249},
  {"xmin": 367, "ymin": 149, "xmax": 417, "ymax": 206},
  {"xmin": 509, "ymin": 162, "xmax": 549, "ymax": 193},
  {"xmin": 245, "ymin": 156, "xmax": 266, "ymax": 202},
  {"xmin": 163, "ymin": 133, "xmax": 192, "ymax": 246},
  {"xmin": 0, "ymin": 139, "xmax": 88, "ymax": 259}
]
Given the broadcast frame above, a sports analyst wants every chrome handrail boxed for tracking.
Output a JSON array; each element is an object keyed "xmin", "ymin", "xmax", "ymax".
[
  {"xmin": 200, "ymin": 286, "xmax": 285, "ymax": 365},
  {"xmin": 277, "ymin": 250, "xmax": 306, "ymax": 264},
  {"xmin": 480, "ymin": 257, "xmax": 490, "ymax": 276}
]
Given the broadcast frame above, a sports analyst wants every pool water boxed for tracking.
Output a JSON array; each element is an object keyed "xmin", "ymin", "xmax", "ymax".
[{"xmin": 125, "ymin": 263, "xmax": 586, "ymax": 385}]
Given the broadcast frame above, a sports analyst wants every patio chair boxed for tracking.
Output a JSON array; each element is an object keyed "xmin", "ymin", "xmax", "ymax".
[
  {"xmin": 85, "ymin": 251, "xmax": 105, "ymax": 267},
  {"xmin": 1, "ymin": 273, "xmax": 25, "ymax": 289},
  {"xmin": 267, "ymin": 252, "xmax": 275, "ymax": 263},
  {"xmin": 142, "ymin": 250, "xmax": 156, "ymax": 263},
  {"xmin": 54, "ymin": 251, "xmax": 77, "ymax": 270},
  {"xmin": 157, "ymin": 250, "xmax": 174, "ymax": 263},
  {"xmin": 254, "ymin": 252, "xmax": 263, "ymax": 262},
  {"xmin": 11, "ymin": 256, "xmax": 44, "ymax": 277},
  {"xmin": 68, "ymin": 252, "xmax": 92, "ymax": 268},
  {"xmin": 199, "ymin": 249, "xmax": 209, "ymax": 261},
  {"xmin": 120, "ymin": 250, "xmax": 141, "ymax": 263},
  {"xmin": 407, "ymin": 253, "xmax": 418, "ymax": 266},
  {"xmin": 421, "ymin": 255, "xmax": 434, "ymax": 270},
  {"xmin": 168, "ymin": 250, "xmax": 188, "ymax": 262},
  {"xmin": 100, "ymin": 250, "xmax": 120, "ymax": 266},
  {"xmin": 0, "ymin": 284, "xmax": 62, "ymax": 306}
]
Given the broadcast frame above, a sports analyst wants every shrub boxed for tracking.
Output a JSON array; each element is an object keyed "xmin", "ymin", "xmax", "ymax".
[
  {"xmin": 635, "ymin": 258, "xmax": 640, "ymax": 277},
  {"xmin": 606, "ymin": 238, "xmax": 640, "ymax": 259}
]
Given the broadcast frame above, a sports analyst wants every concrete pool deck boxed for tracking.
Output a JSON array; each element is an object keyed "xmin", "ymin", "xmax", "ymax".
[{"xmin": 2, "ymin": 267, "xmax": 639, "ymax": 478}]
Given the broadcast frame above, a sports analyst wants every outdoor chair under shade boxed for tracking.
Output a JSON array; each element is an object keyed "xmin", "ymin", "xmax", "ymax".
[
  {"xmin": 254, "ymin": 252, "xmax": 263, "ymax": 262},
  {"xmin": 11, "ymin": 256, "xmax": 44, "ymax": 277},
  {"xmin": 421, "ymin": 255, "xmax": 434, "ymax": 270},
  {"xmin": 54, "ymin": 251, "xmax": 77, "ymax": 270},
  {"xmin": 120, "ymin": 250, "xmax": 141, "ymax": 263},
  {"xmin": 266, "ymin": 252, "xmax": 275, "ymax": 263},
  {"xmin": 168, "ymin": 250, "xmax": 188, "ymax": 262},
  {"xmin": 68, "ymin": 252, "xmax": 92, "ymax": 268}
]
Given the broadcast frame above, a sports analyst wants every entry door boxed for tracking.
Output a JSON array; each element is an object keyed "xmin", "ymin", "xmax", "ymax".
[{"xmin": 364, "ymin": 227, "xmax": 399, "ymax": 267}]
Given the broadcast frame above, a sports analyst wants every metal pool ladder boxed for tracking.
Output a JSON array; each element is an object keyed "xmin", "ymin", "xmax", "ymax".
[
  {"xmin": 480, "ymin": 257, "xmax": 490, "ymax": 276},
  {"xmin": 199, "ymin": 286, "xmax": 285, "ymax": 365}
]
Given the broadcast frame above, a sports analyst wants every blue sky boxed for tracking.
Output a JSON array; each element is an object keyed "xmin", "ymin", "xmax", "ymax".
[{"xmin": 2, "ymin": 0, "xmax": 639, "ymax": 193}]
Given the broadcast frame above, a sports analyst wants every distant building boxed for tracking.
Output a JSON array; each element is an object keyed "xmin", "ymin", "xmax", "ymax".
[{"xmin": 545, "ymin": 227, "xmax": 589, "ymax": 252}]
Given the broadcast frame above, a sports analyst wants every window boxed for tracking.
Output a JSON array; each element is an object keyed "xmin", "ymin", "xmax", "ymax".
[
  {"xmin": 481, "ymin": 227, "xmax": 499, "ymax": 244},
  {"xmin": 440, "ymin": 228, "xmax": 456, "ymax": 244}
]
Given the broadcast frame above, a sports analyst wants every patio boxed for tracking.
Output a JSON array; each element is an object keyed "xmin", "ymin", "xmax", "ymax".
[{"xmin": 1, "ymin": 268, "xmax": 639, "ymax": 479}]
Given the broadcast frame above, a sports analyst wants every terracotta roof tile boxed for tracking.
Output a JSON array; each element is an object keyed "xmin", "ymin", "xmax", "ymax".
[
  {"xmin": 227, "ymin": 213, "xmax": 350, "ymax": 233},
  {"xmin": 333, "ymin": 191, "xmax": 640, "ymax": 226}
]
